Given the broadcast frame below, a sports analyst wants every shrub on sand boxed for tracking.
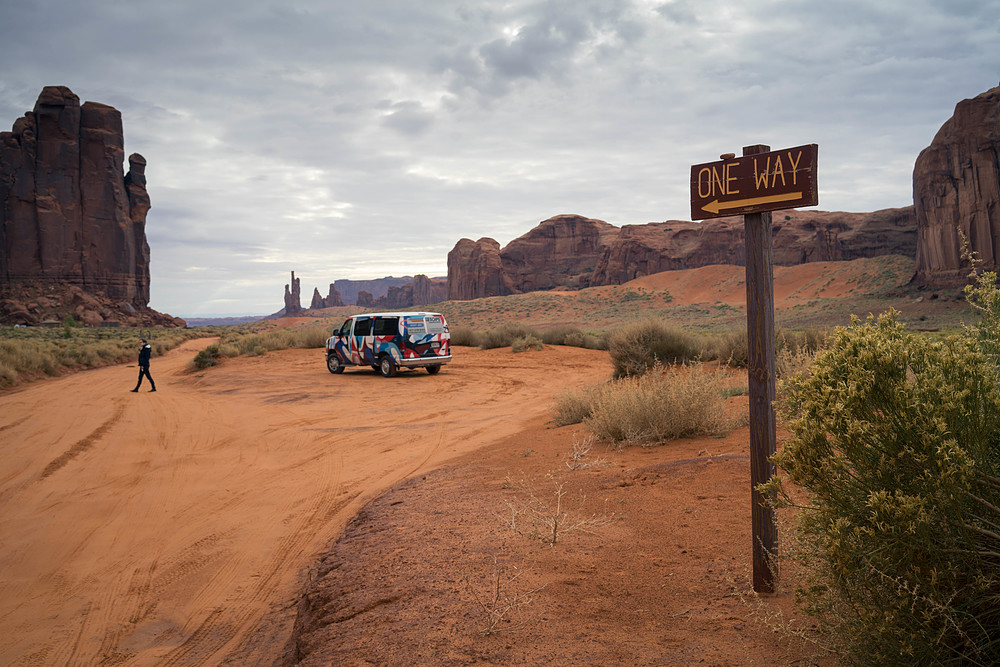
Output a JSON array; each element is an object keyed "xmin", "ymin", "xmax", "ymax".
[
  {"xmin": 768, "ymin": 298, "xmax": 1000, "ymax": 663},
  {"xmin": 479, "ymin": 323, "xmax": 540, "ymax": 350},
  {"xmin": 607, "ymin": 319, "xmax": 701, "ymax": 378},
  {"xmin": 551, "ymin": 385, "xmax": 604, "ymax": 426},
  {"xmin": 511, "ymin": 335, "xmax": 543, "ymax": 353},
  {"xmin": 585, "ymin": 363, "xmax": 746, "ymax": 446},
  {"xmin": 449, "ymin": 326, "xmax": 479, "ymax": 347}
]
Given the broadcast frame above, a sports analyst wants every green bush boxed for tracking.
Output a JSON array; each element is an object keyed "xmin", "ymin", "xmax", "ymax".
[
  {"xmin": 585, "ymin": 363, "xmax": 745, "ymax": 446},
  {"xmin": 192, "ymin": 343, "xmax": 223, "ymax": 369},
  {"xmin": 606, "ymin": 319, "xmax": 701, "ymax": 378},
  {"xmin": 769, "ymin": 293, "xmax": 1000, "ymax": 663}
]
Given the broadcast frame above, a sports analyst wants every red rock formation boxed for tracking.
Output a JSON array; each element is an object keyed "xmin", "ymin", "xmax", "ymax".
[
  {"xmin": 501, "ymin": 214, "xmax": 620, "ymax": 291},
  {"xmin": 324, "ymin": 284, "xmax": 345, "ymax": 308},
  {"xmin": 333, "ymin": 277, "xmax": 414, "ymax": 305},
  {"xmin": 914, "ymin": 85, "xmax": 1000, "ymax": 284},
  {"xmin": 356, "ymin": 290, "xmax": 374, "ymax": 307},
  {"xmin": 0, "ymin": 86, "xmax": 178, "ymax": 326},
  {"xmin": 591, "ymin": 207, "xmax": 916, "ymax": 284},
  {"xmin": 446, "ymin": 238, "xmax": 514, "ymax": 300},
  {"xmin": 284, "ymin": 271, "xmax": 303, "ymax": 315},
  {"xmin": 447, "ymin": 208, "xmax": 916, "ymax": 299}
]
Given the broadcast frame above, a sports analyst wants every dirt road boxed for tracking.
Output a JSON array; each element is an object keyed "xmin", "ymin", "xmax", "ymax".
[{"xmin": 0, "ymin": 339, "xmax": 612, "ymax": 665}]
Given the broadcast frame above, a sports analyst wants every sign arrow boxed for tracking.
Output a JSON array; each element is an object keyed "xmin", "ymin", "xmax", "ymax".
[{"xmin": 701, "ymin": 191, "xmax": 803, "ymax": 215}]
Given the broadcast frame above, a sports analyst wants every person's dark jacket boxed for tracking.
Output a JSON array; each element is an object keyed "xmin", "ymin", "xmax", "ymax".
[{"xmin": 138, "ymin": 344, "xmax": 151, "ymax": 368}]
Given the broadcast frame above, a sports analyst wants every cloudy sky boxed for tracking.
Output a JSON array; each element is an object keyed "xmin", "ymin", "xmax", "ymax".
[{"xmin": 1, "ymin": 0, "xmax": 998, "ymax": 316}]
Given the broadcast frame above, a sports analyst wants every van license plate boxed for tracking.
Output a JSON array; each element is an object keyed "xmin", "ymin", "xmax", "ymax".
[{"xmin": 430, "ymin": 342, "xmax": 440, "ymax": 349}]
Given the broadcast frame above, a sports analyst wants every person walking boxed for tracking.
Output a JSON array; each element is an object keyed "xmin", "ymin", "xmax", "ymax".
[{"xmin": 131, "ymin": 338, "xmax": 156, "ymax": 392}]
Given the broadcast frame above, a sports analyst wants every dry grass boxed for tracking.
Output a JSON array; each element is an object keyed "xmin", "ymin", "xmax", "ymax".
[{"xmin": 585, "ymin": 363, "xmax": 747, "ymax": 447}]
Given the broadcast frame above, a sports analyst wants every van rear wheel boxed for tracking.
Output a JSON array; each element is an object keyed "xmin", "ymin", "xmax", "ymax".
[
  {"xmin": 379, "ymin": 355, "xmax": 397, "ymax": 378},
  {"xmin": 426, "ymin": 365, "xmax": 441, "ymax": 375}
]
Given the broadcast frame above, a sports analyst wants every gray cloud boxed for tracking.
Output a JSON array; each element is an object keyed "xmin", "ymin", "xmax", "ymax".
[{"xmin": 1, "ymin": 0, "xmax": 997, "ymax": 315}]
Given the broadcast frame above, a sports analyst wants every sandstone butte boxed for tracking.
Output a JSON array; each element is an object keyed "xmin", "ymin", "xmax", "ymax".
[
  {"xmin": 0, "ymin": 86, "xmax": 183, "ymax": 327},
  {"xmin": 447, "ymin": 85, "xmax": 1000, "ymax": 300}
]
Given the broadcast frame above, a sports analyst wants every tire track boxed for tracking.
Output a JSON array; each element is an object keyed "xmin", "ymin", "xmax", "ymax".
[
  {"xmin": 160, "ymin": 431, "xmax": 345, "ymax": 665},
  {"xmin": 39, "ymin": 400, "xmax": 126, "ymax": 480}
]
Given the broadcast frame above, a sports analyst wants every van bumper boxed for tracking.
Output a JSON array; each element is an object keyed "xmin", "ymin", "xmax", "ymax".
[{"xmin": 398, "ymin": 355, "xmax": 451, "ymax": 368}]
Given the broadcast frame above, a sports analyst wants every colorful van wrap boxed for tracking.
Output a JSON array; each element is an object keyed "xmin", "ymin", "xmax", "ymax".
[{"xmin": 325, "ymin": 311, "xmax": 451, "ymax": 377}]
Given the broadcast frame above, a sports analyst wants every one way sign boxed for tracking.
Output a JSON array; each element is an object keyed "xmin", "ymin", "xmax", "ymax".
[{"xmin": 690, "ymin": 144, "xmax": 818, "ymax": 220}]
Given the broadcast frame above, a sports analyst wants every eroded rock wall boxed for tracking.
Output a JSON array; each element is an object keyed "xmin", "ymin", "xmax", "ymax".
[
  {"xmin": 914, "ymin": 85, "xmax": 1000, "ymax": 284},
  {"xmin": 0, "ymin": 86, "xmax": 152, "ymax": 305}
]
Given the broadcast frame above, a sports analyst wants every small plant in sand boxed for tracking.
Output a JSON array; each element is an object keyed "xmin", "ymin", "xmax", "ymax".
[
  {"xmin": 466, "ymin": 554, "xmax": 547, "ymax": 636},
  {"xmin": 564, "ymin": 434, "xmax": 611, "ymax": 471},
  {"xmin": 503, "ymin": 478, "xmax": 614, "ymax": 545}
]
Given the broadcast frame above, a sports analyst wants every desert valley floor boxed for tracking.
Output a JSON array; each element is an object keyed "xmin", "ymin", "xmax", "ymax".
[{"xmin": 3, "ymin": 257, "xmax": 967, "ymax": 665}]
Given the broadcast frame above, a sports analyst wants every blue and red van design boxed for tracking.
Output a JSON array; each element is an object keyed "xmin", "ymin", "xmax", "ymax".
[{"xmin": 325, "ymin": 312, "xmax": 451, "ymax": 377}]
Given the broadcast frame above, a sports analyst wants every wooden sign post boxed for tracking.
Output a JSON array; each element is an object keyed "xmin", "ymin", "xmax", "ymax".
[{"xmin": 689, "ymin": 143, "xmax": 818, "ymax": 593}]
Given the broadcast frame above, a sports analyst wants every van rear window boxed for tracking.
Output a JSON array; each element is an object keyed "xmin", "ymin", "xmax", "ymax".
[
  {"xmin": 424, "ymin": 315, "xmax": 446, "ymax": 334},
  {"xmin": 373, "ymin": 317, "xmax": 399, "ymax": 336}
]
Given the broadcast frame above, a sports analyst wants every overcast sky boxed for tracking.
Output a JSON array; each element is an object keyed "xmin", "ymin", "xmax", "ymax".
[{"xmin": 1, "ymin": 0, "xmax": 998, "ymax": 316}]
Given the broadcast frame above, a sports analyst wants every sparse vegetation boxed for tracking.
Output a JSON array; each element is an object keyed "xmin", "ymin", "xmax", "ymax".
[
  {"xmin": 767, "ymin": 266, "xmax": 1000, "ymax": 664},
  {"xmin": 511, "ymin": 335, "xmax": 543, "ymax": 353},
  {"xmin": 189, "ymin": 324, "xmax": 330, "ymax": 369},
  {"xmin": 466, "ymin": 554, "xmax": 546, "ymax": 636},
  {"xmin": 606, "ymin": 319, "xmax": 702, "ymax": 378},
  {"xmin": 0, "ymin": 326, "xmax": 206, "ymax": 387},
  {"xmin": 566, "ymin": 363, "xmax": 747, "ymax": 447},
  {"xmin": 503, "ymin": 478, "xmax": 614, "ymax": 545}
]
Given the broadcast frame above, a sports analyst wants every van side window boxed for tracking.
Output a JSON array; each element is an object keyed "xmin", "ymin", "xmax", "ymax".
[
  {"xmin": 354, "ymin": 318, "xmax": 372, "ymax": 336},
  {"xmin": 372, "ymin": 317, "xmax": 399, "ymax": 336},
  {"xmin": 338, "ymin": 320, "xmax": 352, "ymax": 336}
]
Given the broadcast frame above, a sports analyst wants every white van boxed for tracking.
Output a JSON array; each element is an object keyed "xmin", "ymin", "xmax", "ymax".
[{"xmin": 325, "ymin": 311, "xmax": 452, "ymax": 377}]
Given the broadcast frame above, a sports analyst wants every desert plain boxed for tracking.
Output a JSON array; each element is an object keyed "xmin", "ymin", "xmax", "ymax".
[{"xmin": 0, "ymin": 257, "xmax": 971, "ymax": 666}]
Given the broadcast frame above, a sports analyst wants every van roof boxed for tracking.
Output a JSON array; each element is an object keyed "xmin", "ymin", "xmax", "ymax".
[{"xmin": 347, "ymin": 312, "xmax": 444, "ymax": 319}]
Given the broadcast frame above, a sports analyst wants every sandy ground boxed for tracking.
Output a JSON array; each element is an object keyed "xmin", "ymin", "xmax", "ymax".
[{"xmin": 0, "ymin": 339, "xmax": 614, "ymax": 665}]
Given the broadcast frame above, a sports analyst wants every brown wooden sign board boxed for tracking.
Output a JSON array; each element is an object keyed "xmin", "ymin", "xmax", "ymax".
[{"xmin": 690, "ymin": 143, "xmax": 818, "ymax": 220}]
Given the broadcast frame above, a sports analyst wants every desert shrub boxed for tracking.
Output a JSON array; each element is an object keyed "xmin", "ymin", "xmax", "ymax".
[
  {"xmin": 192, "ymin": 344, "xmax": 223, "ymax": 369},
  {"xmin": 585, "ymin": 363, "xmax": 746, "ymax": 446},
  {"xmin": 551, "ymin": 384, "xmax": 605, "ymax": 426},
  {"xmin": 711, "ymin": 328, "xmax": 748, "ymax": 367},
  {"xmin": 511, "ymin": 335, "xmax": 543, "ymax": 353},
  {"xmin": 769, "ymin": 300, "xmax": 1000, "ymax": 664},
  {"xmin": 606, "ymin": 319, "xmax": 701, "ymax": 378},
  {"xmin": 479, "ymin": 322, "xmax": 540, "ymax": 350},
  {"xmin": 711, "ymin": 327, "xmax": 831, "ymax": 369},
  {"xmin": 449, "ymin": 326, "xmax": 479, "ymax": 347}
]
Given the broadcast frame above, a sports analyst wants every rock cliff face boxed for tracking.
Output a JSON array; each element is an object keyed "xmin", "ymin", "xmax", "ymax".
[
  {"xmin": 333, "ymin": 277, "xmax": 413, "ymax": 305},
  {"xmin": 447, "ymin": 237, "xmax": 514, "ymax": 300},
  {"xmin": 374, "ymin": 275, "xmax": 447, "ymax": 309},
  {"xmin": 914, "ymin": 85, "xmax": 1000, "ymax": 284},
  {"xmin": 448, "ymin": 208, "xmax": 917, "ymax": 299},
  {"xmin": 0, "ymin": 86, "xmax": 180, "ymax": 326},
  {"xmin": 501, "ymin": 215, "xmax": 619, "ymax": 291},
  {"xmin": 592, "ymin": 207, "xmax": 916, "ymax": 284}
]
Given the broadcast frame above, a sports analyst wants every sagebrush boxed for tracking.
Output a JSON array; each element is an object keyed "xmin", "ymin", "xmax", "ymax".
[{"xmin": 768, "ymin": 268, "xmax": 1000, "ymax": 664}]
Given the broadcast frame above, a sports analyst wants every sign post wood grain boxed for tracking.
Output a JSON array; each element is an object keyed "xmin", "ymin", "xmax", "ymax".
[{"xmin": 743, "ymin": 143, "xmax": 778, "ymax": 594}]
